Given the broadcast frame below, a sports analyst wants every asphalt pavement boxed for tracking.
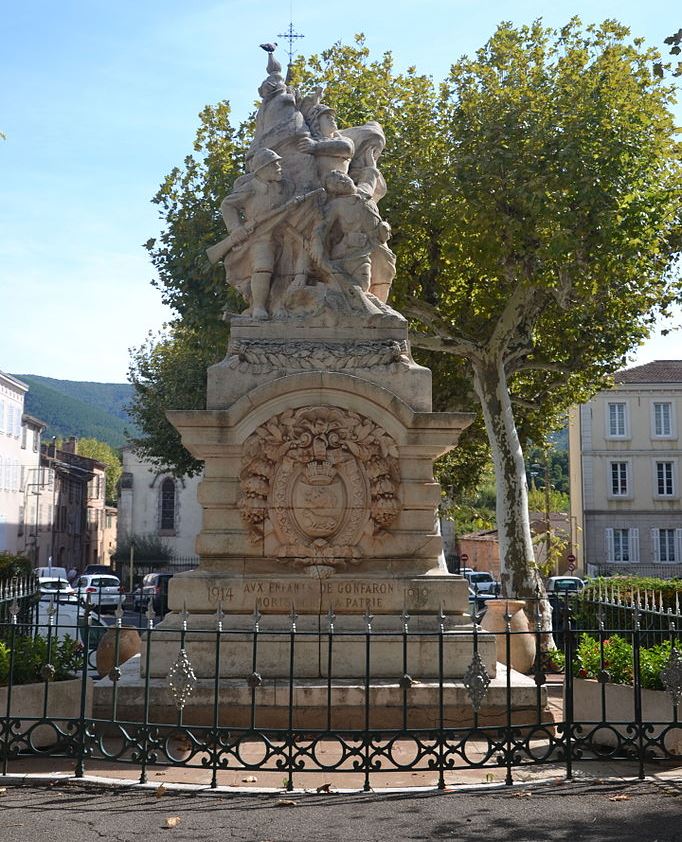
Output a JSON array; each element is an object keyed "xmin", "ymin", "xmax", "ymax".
[{"xmin": 0, "ymin": 777, "xmax": 680, "ymax": 841}]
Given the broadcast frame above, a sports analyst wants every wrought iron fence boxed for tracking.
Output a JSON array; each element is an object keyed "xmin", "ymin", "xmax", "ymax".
[
  {"xmin": 0, "ymin": 575, "xmax": 37, "ymax": 634},
  {"xmin": 1, "ymin": 594, "xmax": 680, "ymax": 789},
  {"xmin": 587, "ymin": 562, "xmax": 682, "ymax": 580}
]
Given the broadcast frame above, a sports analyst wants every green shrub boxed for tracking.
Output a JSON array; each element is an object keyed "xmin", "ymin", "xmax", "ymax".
[
  {"xmin": 582, "ymin": 577, "xmax": 682, "ymax": 610},
  {"xmin": 112, "ymin": 534, "xmax": 173, "ymax": 562},
  {"xmin": 573, "ymin": 634, "xmax": 674, "ymax": 691},
  {"xmin": 573, "ymin": 577, "xmax": 682, "ymax": 634},
  {"xmin": 0, "ymin": 634, "xmax": 83, "ymax": 686},
  {"xmin": 0, "ymin": 552, "xmax": 32, "ymax": 580}
]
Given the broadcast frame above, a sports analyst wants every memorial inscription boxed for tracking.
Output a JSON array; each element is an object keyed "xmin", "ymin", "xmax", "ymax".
[{"xmin": 205, "ymin": 578, "xmax": 398, "ymax": 612}]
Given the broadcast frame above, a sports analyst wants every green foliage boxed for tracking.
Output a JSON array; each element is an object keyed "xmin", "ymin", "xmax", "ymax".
[
  {"xmin": 527, "ymin": 486, "xmax": 569, "ymax": 513},
  {"xmin": 127, "ymin": 326, "xmax": 222, "ymax": 476},
  {"xmin": 0, "ymin": 553, "xmax": 32, "ymax": 580},
  {"xmin": 582, "ymin": 577, "xmax": 682, "ymax": 609},
  {"xmin": 526, "ymin": 444, "xmax": 569, "ymax": 494},
  {"xmin": 75, "ymin": 438, "xmax": 123, "ymax": 504},
  {"xmin": 440, "ymin": 461, "xmax": 496, "ymax": 536},
  {"xmin": 0, "ymin": 635, "xmax": 82, "ymax": 686},
  {"xmin": 574, "ymin": 634, "xmax": 674, "ymax": 691},
  {"xmin": 131, "ymin": 17, "xmax": 682, "ymax": 558},
  {"xmin": 112, "ymin": 534, "xmax": 174, "ymax": 562},
  {"xmin": 572, "ymin": 576, "xmax": 682, "ymax": 632},
  {"xmin": 18, "ymin": 375, "xmax": 135, "ymax": 449}
]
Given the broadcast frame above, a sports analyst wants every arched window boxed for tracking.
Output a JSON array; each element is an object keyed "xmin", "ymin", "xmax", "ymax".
[{"xmin": 160, "ymin": 478, "xmax": 176, "ymax": 532}]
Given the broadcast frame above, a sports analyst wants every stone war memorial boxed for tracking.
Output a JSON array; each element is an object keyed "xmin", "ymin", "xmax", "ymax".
[{"xmin": 107, "ymin": 48, "xmax": 543, "ymax": 728}]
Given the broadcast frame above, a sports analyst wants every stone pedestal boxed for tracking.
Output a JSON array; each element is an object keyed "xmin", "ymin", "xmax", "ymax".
[{"xmin": 153, "ymin": 313, "xmax": 501, "ymax": 696}]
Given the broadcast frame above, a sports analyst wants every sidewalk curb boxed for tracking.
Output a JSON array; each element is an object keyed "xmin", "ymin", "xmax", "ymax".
[{"xmin": 2, "ymin": 771, "xmax": 680, "ymax": 797}]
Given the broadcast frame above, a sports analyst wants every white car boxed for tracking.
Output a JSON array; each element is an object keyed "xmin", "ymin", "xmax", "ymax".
[
  {"xmin": 37, "ymin": 576, "xmax": 78, "ymax": 603},
  {"xmin": 546, "ymin": 576, "xmax": 585, "ymax": 593},
  {"xmin": 465, "ymin": 570, "xmax": 500, "ymax": 594},
  {"xmin": 74, "ymin": 574, "xmax": 125, "ymax": 612}
]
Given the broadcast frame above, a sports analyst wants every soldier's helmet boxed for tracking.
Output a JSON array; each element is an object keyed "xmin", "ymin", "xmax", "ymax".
[{"xmin": 251, "ymin": 148, "xmax": 282, "ymax": 174}]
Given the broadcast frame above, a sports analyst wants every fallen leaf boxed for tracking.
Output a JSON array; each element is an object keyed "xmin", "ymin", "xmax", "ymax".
[
  {"xmin": 316, "ymin": 783, "xmax": 332, "ymax": 793},
  {"xmin": 513, "ymin": 791, "xmax": 533, "ymax": 797},
  {"xmin": 609, "ymin": 794, "xmax": 630, "ymax": 801},
  {"xmin": 275, "ymin": 799, "xmax": 298, "ymax": 807},
  {"xmin": 164, "ymin": 816, "xmax": 181, "ymax": 829},
  {"xmin": 155, "ymin": 784, "xmax": 167, "ymax": 798},
  {"xmin": 242, "ymin": 775, "xmax": 258, "ymax": 783},
  {"xmin": 0, "ymin": 788, "xmax": 6, "ymax": 795}
]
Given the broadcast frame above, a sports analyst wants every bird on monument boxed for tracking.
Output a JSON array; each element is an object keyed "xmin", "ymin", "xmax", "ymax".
[{"xmin": 260, "ymin": 42, "xmax": 278, "ymax": 52}]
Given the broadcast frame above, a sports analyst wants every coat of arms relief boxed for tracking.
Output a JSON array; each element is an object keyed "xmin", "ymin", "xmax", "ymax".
[{"xmin": 238, "ymin": 406, "xmax": 402, "ymax": 569}]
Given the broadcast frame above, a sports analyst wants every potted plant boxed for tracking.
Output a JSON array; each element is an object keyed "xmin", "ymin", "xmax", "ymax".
[
  {"xmin": 0, "ymin": 633, "xmax": 92, "ymax": 751},
  {"xmin": 570, "ymin": 634, "xmax": 681, "ymax": 757}
]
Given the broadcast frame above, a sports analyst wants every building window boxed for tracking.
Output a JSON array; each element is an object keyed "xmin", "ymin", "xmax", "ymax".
[
  {"xmin": 607, "ymin": 402, "xmax": 628, "ymax": 437},
  {"xmin": 606, "ymin": 527, "xmax": 639, "ymax": 562},
  {"xmin": 655, "ymin": 461, "xmax": 675, "ymax": 496},
  {"xmin": 160, "ymin": 478, "xmax": 176, "ymax": 532},
  {"xmin": 21, "ymin": 424, "xmax": 27, "ymax": 449},
  {"xmin": 652, "ymin": 401, "xmax": 674, "ymax": 438},
  {"xmin": 610, "ymin": 461, "xmax": 629, "ymax": 496},
  {"xmin": 652, "ymin": 528, "xmax": 682, "ymax": 563}
]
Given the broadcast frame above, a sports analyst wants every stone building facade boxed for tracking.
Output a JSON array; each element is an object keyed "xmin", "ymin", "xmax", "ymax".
[
  {"xmin": 569, "ymin": 360, "xmax": 682, "ymax": 575},
  {"xmin": 117, "ymin": 446, "xmax": 202, "ymax": 559},
  {"xmin": 0, "ymin": 371, "xmax": 46, "ymax": 558}
]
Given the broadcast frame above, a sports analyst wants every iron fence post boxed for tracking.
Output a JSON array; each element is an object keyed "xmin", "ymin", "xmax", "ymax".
[
  {"xmin": 2, "ymin": 601, "xmax": 19, "ymax": 776},
  {"xmin": 75, "ymin": 600, "xmax": 92, "ymax": 778}
]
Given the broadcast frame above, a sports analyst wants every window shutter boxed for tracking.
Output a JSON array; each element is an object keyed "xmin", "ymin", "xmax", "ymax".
[
  {"xmin": 651, "ymin": 528, "xmax": 660, "ymax": 563},
  {"xmin": 605, "ymin": 528, "xmax": 614, "ymax": 562},
  {"xmin": 631, "ymin": 528, "xmax": 639, "ymax": 563},
  {"xmin": 675, "ymin": 529, "xmax": 682, "ymax": 565}
]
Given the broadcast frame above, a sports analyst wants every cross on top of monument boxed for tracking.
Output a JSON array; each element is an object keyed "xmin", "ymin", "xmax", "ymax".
[{"xmin": 277, "ymin": 21, "xmax": 305, "ymax": 66}]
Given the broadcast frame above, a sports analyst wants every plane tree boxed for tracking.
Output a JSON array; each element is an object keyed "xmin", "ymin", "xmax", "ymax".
[
  {"xmin": 131, "ymin": 26, "xmax": 681, "ymax": 615},
  {"xmin": 403, "ymin": 19, "xmax": 681, "ymax": 599}
]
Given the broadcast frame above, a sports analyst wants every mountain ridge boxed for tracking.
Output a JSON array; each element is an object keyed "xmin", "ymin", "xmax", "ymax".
[{"xmin": 13, "ymin": 374, "xmax": 137, "ymax": 449}]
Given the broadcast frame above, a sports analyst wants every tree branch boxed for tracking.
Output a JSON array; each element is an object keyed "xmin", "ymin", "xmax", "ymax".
[
  {"xmin": 404, "ymin": 301, "xmax": 483, "ymax": 357},
  {"xmin": 409, "ymin": 331, "xmax": 479, "ymax": 357}
]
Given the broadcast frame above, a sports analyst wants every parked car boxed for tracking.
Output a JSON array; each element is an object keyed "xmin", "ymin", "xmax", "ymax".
[
  {"xmin": 134, "ymin": 572, "xmax": 174, "ymax": 616},
  {"xmin": 464, "ymin": 570, "xmax": 500, "ymax": 595},
  {"xmin": 546, "ymin": 576, "xmax": 585, "ymax": 593},
  {"xmin": 74, "ymin": 574, "xmax": 125, "ymax": 612},
  {"xmin": 37, "ymin": 576, "xmax": 78, "ymax": 603},
  {"xmin": 34, "ymin": 565, "xmax": 69, "ymax": 581},
  {"xmin": 83, "ymin": 564, "xmax": 115, "ymax": 576}
]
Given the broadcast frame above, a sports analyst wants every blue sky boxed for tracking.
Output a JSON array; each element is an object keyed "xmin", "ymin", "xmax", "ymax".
[{"xmin": 1, "ymin": 0, "xmax": 679, "ymax": 382}]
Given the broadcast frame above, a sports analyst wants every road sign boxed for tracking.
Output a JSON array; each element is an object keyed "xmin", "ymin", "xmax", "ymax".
[
  {"xmin": 460, "ymin": 553, "xmax": 469, "ymax": 563},
  {"xmin": 567, "ymin": 553, "xmax": 576, "ymax": 572}
]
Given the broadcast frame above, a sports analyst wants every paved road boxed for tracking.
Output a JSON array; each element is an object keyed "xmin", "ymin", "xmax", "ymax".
[{"xmin": 0, "ymin": 778, "xmax": 679, "ymax": 841}]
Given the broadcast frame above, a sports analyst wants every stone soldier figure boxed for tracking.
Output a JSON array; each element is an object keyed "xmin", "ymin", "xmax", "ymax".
[{"xmin": 216, "ymin": 148, "xmax": 291, "ymax": 319}]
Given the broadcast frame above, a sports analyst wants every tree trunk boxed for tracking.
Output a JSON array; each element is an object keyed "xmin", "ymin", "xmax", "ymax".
[{"xmin": 472, "ymin": 355, "xmax": 555, "ymax": 647}]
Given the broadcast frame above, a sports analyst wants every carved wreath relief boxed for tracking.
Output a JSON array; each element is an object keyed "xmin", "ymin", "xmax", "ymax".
[{"xmin": 238, "ymin": 406, "xmax": 401, "ymax": 568}]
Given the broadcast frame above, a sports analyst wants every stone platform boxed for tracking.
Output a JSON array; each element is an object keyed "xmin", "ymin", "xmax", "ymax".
[{"xmin": 96, "ymin": 656, "xmax": 550, "ymax": 731}]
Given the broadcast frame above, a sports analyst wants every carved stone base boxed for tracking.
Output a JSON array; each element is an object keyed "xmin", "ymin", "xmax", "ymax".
[
  {"xmin": 143, "ymin": 612, "xmax": 497, "ymax": 680},
  {"xmin": 96, "ymin": 657, "xmax": 549, "ymax": 731},
  {"xmin": 207, "ymin": 318, "xmax": 434, "ymax": 411}
]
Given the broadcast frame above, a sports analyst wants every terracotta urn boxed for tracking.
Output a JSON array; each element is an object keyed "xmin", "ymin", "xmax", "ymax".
[
  {"xmin": 96, "ymin": 626, "xmax": 142, "ymax": 678},
  {"xmin": 480, "ymin": 599, "xmax": 536, "ymax": 674}
]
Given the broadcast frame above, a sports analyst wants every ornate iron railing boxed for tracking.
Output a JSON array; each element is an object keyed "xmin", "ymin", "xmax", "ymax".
[{"xmin": 1, "ymin": 594, "xmax": 680, "ymax": 788}]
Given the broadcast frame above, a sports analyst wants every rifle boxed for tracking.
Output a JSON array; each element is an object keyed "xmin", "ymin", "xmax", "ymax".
[{"xmin": 206, "ymin": 188, "xmax": 324, "ymax": 265}]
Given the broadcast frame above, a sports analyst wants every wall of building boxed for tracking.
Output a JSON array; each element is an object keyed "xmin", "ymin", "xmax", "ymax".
[
  {"xmin": 570, "ymin": 368, "xmax": 682, "ymax": 571},
  {"xmin": 118, "ymin": 446, "xmax": 202, "ymax": 559},
  {"xmin": 0, "ymin": 372, "xmax": 45, "ymax": 558}
]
